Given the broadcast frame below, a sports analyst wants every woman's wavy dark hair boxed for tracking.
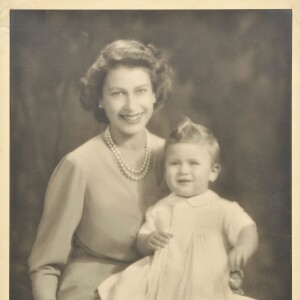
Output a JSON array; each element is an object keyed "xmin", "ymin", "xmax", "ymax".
[{"xmin": 79, "ymin": 40, "xmax": 173, "ymax": 123}]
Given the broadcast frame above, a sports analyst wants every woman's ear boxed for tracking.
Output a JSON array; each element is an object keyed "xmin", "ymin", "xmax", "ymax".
[{"xmin": 209, "ymin": 163, "xmax": 221, "ymax": 183}]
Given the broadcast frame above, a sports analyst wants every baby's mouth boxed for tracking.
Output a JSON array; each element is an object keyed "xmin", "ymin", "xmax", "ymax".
[
  {"xmin": 120, "ymin": 113, "xmax": 144, "ymax": 123},
  {"xmin": 177, "ymin": 178, "xmax": 191, "ymax": 183}
]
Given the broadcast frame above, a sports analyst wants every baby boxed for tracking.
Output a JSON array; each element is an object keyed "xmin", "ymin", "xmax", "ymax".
[{"xmin": 99, "ymin": 117, "xmax": 258, "ymax": 300}]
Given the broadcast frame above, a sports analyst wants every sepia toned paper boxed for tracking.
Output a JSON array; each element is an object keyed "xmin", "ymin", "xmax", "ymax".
[{"xmin": 1, "ymin": 0, "xmax": 299, "ymax": 299}]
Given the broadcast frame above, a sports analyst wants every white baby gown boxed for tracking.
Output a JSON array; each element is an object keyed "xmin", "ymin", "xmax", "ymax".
[{"xmin": 98, "ymin": 190, "xmax": 257, "ymax": 300}]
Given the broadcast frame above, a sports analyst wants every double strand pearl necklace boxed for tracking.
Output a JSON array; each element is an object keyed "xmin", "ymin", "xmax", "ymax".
[{"xmin": 104, "ymin": 127, "xmax": 152, "ymax": 181}]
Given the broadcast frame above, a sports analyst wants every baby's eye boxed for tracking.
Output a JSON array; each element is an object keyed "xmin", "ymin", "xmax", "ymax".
[
  {"xmin": 190, "ymin": 161, "xmax": 200, "ymax": 165},
  {"xmin": 169, "ymin": 161, "xmax": 179, "ymax": 166}
]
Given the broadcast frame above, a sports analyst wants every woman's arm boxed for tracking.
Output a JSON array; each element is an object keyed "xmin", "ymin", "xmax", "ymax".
[{"xmin": 28, "ymin": 153, "xmax": 85, "ymax": 300}]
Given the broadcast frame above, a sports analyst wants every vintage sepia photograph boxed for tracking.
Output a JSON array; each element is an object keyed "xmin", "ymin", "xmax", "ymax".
[{"xmin": 7, "ymin": 8, "xmax": 293, "ymax": 300}]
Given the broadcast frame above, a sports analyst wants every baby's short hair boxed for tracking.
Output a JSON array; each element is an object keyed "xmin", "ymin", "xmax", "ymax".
[{"xmin": 164, "ymin": 117, "xmax": 221, "ymax": 165}]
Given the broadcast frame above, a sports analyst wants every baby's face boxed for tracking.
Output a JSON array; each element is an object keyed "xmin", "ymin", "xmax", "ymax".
[{"xmin": 164, "ymin": 143, "xmax": 219, "ymax": 197}]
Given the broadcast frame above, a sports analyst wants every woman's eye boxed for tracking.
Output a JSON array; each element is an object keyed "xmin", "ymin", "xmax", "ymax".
[
  {"xmin": 111, "ymin": 91, "xmax": 123, "ymax": 97},
  {"xmin": 190, "ymin": 161, "xmax": 200, "ymax": 165},
  {"xmin": 136, "ymin": 88, "xmax": 147, "ymax": 94},
  {"xmin": 169, "ymin": 161, "xmax": 179, "ymax": 166}
]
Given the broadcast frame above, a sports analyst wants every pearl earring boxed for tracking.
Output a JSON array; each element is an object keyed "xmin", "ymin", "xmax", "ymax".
[{"xmin": 99, "ymin": 104, "xmax": 103, "ymax": 109}]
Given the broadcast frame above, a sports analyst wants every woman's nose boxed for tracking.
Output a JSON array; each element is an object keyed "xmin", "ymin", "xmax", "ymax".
[{"xmin": 124, "ymin": 93, "xmax": 137, "ymax": 110}]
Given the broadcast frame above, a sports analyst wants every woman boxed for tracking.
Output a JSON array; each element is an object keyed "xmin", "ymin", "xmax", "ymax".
[{"xmin": 28, "ymin": 39, "xmax": 173, "ymax": 300}]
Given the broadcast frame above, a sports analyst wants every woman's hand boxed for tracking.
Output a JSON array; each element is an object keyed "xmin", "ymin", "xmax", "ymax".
[{"xmin": 146, "ymin": 231, "xmax": 173, "ymax": 251}]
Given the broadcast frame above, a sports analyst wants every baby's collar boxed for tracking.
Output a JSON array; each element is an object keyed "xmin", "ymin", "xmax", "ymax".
[{"xmin": 168, "ymin": 189, "xmax": 219, "ymax": 207}]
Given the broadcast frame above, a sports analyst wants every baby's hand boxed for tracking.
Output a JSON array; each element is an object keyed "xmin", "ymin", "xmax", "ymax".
[
  {"xmin": 146, "ymin": 231, "xmax": 173, "ymax": 251},
  {"xmin": 229, "ymin": 246, "xmax": 249, "ymax": 271}
]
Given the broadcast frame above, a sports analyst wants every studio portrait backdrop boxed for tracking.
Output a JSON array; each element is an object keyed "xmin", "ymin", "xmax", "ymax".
[{"xmin": 10, "ymin": 10, "xmax": 291, "ymax": 300}]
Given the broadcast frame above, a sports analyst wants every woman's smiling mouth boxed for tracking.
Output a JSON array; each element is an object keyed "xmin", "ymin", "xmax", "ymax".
[{"xmin": 120, "ymin": 112, "xmax": 144, "ymax": 123}]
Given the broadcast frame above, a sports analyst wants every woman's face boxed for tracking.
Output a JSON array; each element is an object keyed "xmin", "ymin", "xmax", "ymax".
[{"xmin": 101, "ymin": 66, "xmax": 156, "ymax": 137}]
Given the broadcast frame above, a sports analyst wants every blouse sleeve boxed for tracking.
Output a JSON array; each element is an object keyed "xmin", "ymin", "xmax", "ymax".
[
  {"xmin": 222, "ymin": 201, "xmax": 256, "ymax": 247},
  {"xmin": 28, "ymin": 153, "xmax": 86, "ymax": 300}
]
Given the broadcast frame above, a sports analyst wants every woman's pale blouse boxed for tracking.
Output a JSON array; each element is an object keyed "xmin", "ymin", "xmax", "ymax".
[{"xmin": 28, "ymin": 132, "xmax": 165, "ymax": 300}]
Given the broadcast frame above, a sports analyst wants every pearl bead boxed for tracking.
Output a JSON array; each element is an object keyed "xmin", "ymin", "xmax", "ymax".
[{"xmin": 104, "ymin": 127, "xmax": 152, "ymax": 181}]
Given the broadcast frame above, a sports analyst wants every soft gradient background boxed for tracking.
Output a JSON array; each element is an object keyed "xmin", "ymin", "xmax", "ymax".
[{"xmin": 10, "ymin": 10, "xmax": 291, "ymax": 300}]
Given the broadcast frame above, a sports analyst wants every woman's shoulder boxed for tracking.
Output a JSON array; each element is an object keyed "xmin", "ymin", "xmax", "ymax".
[
  {"xmin": 148, "ymin": 132, "xmax": 165, "ymax": 151},
  {"xmin": 62, "ymin": 133, "xmax": 107, "ymax": 164},
  {"xmin": 61, "ymin": 131, "xmax": 164, "ymax": 167},
  {"xmin": 71, "ymin": 133, "xmax": 106, "ymax": 155}
]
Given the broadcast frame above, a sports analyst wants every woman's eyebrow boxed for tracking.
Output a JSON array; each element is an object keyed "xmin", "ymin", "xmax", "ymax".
[
  {"xmin": 134, "ymin": 83, "xmax": 151, "ymax": 89},
  {"xmin": 106, "ymin": 86, "xmax": 126, "ymax": 91},
  {"xmin": 106, "ymin": 84, "xmax": 150, "ymax": 90}
]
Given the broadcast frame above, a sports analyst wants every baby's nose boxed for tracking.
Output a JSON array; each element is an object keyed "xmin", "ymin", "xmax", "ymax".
[{"xmin": 179, "ymin": 164, "xmax": 189, "ymax": 174}]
